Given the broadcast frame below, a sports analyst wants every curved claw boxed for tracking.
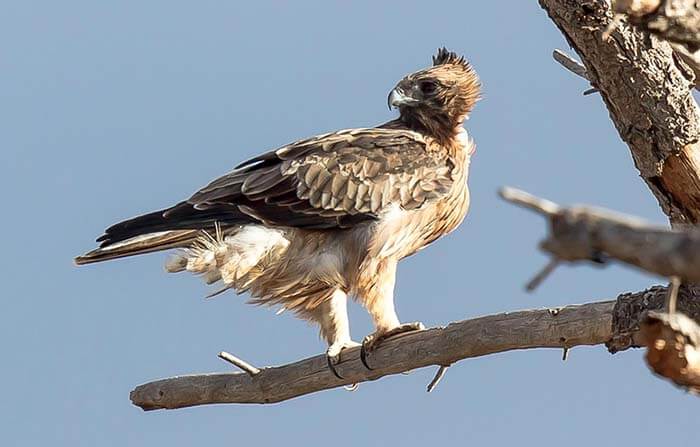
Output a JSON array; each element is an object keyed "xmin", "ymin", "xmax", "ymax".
[
  {"xmin": 326, "ymin": 340, "xmax": 360, "ymax": 380},
  {"xmin": 327, "ymin": 355, "xmax": 345, "ymax": 380},
  {"xmin": 360, "ymin": 340, "xmax": 374, "ymax": 370},
  {"xmin": 360, "ymin": 322, "xmax": 426, "ymax": 371}
]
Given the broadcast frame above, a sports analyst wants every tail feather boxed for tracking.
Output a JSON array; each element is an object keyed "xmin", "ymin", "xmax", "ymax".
[
  {"xmin": 77, "ymin": 201, "xmax": 253, "ymax": 265},
  {"xmin": 75, "ymin": 230, "xmax": 199, "ymax": 265},
  {"xmin": 96, "ymin": 202, "xmax": 243, "ymax": 247}
]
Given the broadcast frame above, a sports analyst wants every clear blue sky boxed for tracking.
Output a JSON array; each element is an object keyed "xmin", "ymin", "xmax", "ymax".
[{"xmin": 2, "ymin": 1, "xmax": 696, "ymax": 446}]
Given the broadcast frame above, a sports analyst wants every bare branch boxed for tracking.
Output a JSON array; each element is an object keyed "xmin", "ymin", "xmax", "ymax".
[
  {"xmin": 218, "ymin": 351, "xmax": 261, "ymax": 376},
  {"xmin": 131, "ymin": 301, "xmax": 614, "ymax": 410},
  {"xmin": 665, "ymin": 276, "xmax": 682, "ymax": 314},
  {"xmin": 426, "ymin": 365, "xmax": 449, "ymax": 393},
  {"xmin": 129, "ymin": 286, "xmax": 700, "ymax": 410},
  {"xmin": 552, "ymin": 49, "xmax": 601, "ymax": 94},
  {"xmin": 525, "ymin": 258, "xmax": 561, "ymax": 292},
  {"xmin": 499, "ymin": 187, "xmax": 560, "ymax": 216},
  {"xmin": 552, "ymin": 49, "xmax": 590, "ymax": 80},
  {"xmin": 502, "ymin": 187, "xmax": 700, "ymax": 282}
]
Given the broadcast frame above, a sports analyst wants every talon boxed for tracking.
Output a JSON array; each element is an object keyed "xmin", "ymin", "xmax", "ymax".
[
  {"xmin": 360, "ymin": 322, "xmax": 425, "ymax": 370},
  {"xmin": 326, "ymin": 340, "xmax": 360, "ymax": 380},
  {"xmin": 327, "ymin": 355, "xmax": 345, "ymax": 380},
  {"xmin": 360, "ymin": 336, "xmax": 374, "ymax": 370}
]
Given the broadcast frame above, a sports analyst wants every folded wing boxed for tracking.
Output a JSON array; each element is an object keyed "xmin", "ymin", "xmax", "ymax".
[
  {"xmin": 189, "ymin": 128, "xmax": 454, "ymax": 226},
  {"xmin": 97, "ymin": 128, "xmax": 455, "ymax": 248}
]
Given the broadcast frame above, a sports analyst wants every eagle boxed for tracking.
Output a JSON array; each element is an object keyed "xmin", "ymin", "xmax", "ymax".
[{"xmin": 76, "ymin": 48, "xmax": 480, "ymax": 377}]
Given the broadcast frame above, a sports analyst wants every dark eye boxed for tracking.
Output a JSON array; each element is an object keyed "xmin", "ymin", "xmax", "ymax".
[{"xmin": 418, "ymin": 81, "xmax": 437, "ymax": 95}]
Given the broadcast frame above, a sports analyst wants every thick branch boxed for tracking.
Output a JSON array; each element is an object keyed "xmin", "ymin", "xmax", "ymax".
[
  {"xmin": 501, "ymin": 187, "xmax": 700, "ymax": 282},
  {"xmin": 615, "ymin": 0, "xmax": 700, "ymax": 49},
  {"xmin": 540, "ymin": 0, "xmax": 700, "ymax": 225},
  {"xmin": 130, "ymin": 286, "xmax": 700, "ymax": 410}
]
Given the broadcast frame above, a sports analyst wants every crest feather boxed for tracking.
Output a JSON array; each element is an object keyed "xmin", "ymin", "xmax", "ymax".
[{"xmin": 432, "ymin": 47, "xmax": 469, "ymax": 69}]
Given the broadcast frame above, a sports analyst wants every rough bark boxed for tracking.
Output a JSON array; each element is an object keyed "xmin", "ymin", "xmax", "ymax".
[
  {"xmin": 541, "ymin": 0, "xmax": 700, "ymax": 226},
  {"xmin": 617, "ymin": 0, "xmax": 700, "ymax": 90},
  {"xmin": 130, "ymin": 287, "xmax": 700, "ymax": 410},
  {"xmin": 607, "ymin": 283, "xmax": 700, "ymax": 351},
  {"xmin": 501, "ymin": 187, "xmax": 700, "ymax": 282},
  {"xmin": 615, "ymin": 0, "xmax": 700, "ymax": 49}
]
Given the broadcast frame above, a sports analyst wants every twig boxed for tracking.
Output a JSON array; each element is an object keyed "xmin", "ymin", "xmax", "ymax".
[
  {"xmin": 665, "ymin": 276, "xmax": 681, "ymax": 314},
  {"xmin": 499, "ymin": 187, "xmax": 560, "ymax": 217},
  {"xmin": 525, "ymin": 258, "xmax": 561, "ymax": 292},
  {"xmin": 218, "ymin": 351, "xmax": 261, "ymax": 376},
  {"xmin": 426, "ymin": 365, "xmax": 449, "ymax": 393},
  {"xmin": 552, "ymin": 49, "xmax": 600, "ymax": 94},
  {"xmin": 552, "ymin": 49, "xmax": 590, "ymax": 80}
]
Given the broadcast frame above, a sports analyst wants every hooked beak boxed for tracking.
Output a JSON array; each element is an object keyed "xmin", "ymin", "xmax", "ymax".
[{"xmin": 388, "ymin": 87, "xmax": 418, "ymax": 110}]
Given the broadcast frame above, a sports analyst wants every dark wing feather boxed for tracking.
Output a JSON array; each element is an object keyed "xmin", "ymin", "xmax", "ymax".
[{"xmin": 187, "ymin": 128, "xmax": 455, "ymax": 229}]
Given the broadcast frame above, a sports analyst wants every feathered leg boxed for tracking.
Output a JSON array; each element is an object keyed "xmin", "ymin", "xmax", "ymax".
[
  {"xmin": 358, "ymin": 260, "xmax": 424, "ymax": 369},
  {"xmin": 310, "ymin": 288, "xmax": 359, "ymax": 379}
]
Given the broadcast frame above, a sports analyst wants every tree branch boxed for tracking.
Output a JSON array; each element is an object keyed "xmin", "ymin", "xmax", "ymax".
[
  {"xmin": 131, "ymin": 302, "xmax": 613, "ymax": 410},
  {"xmin": 130, "ymin": 286, "xmax": 700, "ymax": 410},
  {"xmin": 500, "ymin": 187, "xmax": 700, "ymax": 282}
]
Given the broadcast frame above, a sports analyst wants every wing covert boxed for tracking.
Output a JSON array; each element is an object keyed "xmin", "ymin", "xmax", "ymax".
[{"xmin": 187, "ymin": 128, "xmax": 455, "ymax": 230}]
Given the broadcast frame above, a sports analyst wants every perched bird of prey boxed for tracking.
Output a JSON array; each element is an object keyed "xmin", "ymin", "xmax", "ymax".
[{"xmin": 76, "ymin": 48, "xmax": 480, "ymax": 377}]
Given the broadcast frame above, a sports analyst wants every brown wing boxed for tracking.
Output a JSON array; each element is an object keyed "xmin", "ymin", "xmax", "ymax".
[{"xmin": 186, "ymin": 128, "xmax": 455, "ymax": 229}]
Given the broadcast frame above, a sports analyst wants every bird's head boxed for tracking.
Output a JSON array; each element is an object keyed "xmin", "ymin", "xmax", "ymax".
[{"xmin": 389, "ymin": 48, "xmax": 480, "ymax": 143}]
